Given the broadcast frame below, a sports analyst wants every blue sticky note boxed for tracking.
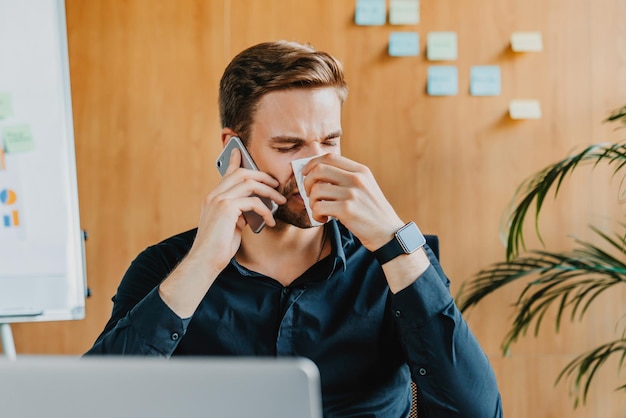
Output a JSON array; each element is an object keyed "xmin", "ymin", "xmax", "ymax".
[
  {"xmin": 470, "ymin": 66, "xmax": 501, "ymax": 96},
  {"xmin": 427, "ymin": 66, "xmax": 458, "ymax": 96},
  {"xmin": 355, "ymin": 0, "xmax": 386, "ymax": 26},
  {"xmin": 388, "ymin": 32, "xmax": 420, "ymax": 56}
]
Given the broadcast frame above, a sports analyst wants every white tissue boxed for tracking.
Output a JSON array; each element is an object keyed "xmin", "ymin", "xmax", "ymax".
[{"xmin": 291, "ymin": 155, "xmax": 330, "ymax": 227}]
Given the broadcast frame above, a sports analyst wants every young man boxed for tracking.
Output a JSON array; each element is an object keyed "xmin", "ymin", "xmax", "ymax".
[{"xmin": 87, "ymin": 41, "xmax": 502, "ymax": 417}]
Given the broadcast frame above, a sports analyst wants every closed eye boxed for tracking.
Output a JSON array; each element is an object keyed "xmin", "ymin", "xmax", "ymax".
[{"xmin": 275, "ymin": 144, "xmax": 302, "ymax": 153}]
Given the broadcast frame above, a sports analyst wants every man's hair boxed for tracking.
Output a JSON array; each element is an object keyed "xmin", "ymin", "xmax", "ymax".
[{"xmin": 219, "ymin": 41, "xmax": 348, "ymax": 144}]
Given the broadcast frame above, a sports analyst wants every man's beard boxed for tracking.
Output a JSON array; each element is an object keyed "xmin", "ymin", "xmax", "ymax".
[{"xmin": 273, "ymin": 177, "xmax": 315, "ymax": 229}]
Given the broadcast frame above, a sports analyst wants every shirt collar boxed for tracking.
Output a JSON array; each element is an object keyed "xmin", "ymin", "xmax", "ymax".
[
  {"xmin": 229, "ymin": 219, "xmax": 349, "ymax": 278},
  {"xmin": 327, "ymin": 219, "xmax": 347, "ymax": 272}
]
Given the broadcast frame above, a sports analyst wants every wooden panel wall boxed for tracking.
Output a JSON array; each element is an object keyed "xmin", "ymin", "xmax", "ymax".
[{"xmin": 7, "ymin": 1, "xmax": 625, "ymax": 417}]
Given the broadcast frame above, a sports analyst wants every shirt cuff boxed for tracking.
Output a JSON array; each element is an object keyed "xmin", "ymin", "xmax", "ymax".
[
  {"xmin": 390, "ymin": 264, "xmax": 453, "ymax": 329},
  {"xmin": 127, "ymin": 287, "xmax": 188, "ymax": 356}
]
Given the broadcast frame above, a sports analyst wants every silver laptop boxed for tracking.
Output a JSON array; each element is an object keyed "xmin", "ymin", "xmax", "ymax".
[{"xmin": 0, "ymin": 355, "xmax": 323, "ymax": 418}]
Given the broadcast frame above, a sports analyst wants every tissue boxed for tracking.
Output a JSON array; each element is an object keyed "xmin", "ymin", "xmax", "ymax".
[{"xmin": 291, "ymin": 155, "xmax": 330, "ymax": 227}]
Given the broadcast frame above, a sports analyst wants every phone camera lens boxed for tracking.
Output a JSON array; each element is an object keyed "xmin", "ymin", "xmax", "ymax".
[{"xmin": 217, "ymin": 160, "xmax": 222, "ymax": 168}]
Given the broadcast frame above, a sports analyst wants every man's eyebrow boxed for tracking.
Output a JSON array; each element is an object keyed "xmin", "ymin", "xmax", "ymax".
[
  {"xmin": 324, "ymin": 130, "xmax": 343, "ymax": 140},
  {"xmin": 269, "ymin": 131, "xmax": 343, "ymax": 144}
]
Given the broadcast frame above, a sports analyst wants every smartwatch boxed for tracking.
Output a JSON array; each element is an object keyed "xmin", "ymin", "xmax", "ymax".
[{"xmin": 373, "ymin": 222, "xmax": 426, "ymax": 265}]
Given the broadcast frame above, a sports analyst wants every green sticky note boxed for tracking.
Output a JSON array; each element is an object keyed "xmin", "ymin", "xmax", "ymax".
[
  {"xmin": 0, "ymin": 92, "xmax": 13, "ymax": 119},
  {"xmin": 389, "ymin": 0, "xmax": 419, "ymax": 25},
  {"xmin": 3, "ymin": 124, "xmax": 35, "ymax": 153},
  {"xmin": 427, "ymin": 32, "xmax": 458, "ymax": 61}
]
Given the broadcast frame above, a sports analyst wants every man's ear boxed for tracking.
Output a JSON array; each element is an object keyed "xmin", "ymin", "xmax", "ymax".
[{"xmin": 221, "ymin": 128, "xmax": 237, "ymax": 147}]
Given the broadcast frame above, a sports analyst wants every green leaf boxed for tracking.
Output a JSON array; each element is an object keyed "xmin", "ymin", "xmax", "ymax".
[
  {"xmin": 501, "ymin": 140, "xmax": 626, "ymax": 261},
  {"xmin": 556, "ymin": 337, "xmax": 626, "ymax": 406}
]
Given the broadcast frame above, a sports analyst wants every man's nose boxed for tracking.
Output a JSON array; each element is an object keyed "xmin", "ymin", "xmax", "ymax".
[{"xmin": 306, "ymin": 141, "xmax": 324, "ymax": 156}]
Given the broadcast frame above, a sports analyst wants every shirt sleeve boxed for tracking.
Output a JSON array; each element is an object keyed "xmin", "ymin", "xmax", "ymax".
[
  {"xmin": 85, "ymin": 287, "xmax": 187, "ymax": 356},
  {"xmin": 390, "ymin": 247, "xmax": 503, "ymax": 418},
  {"xmin": 84, "ymin": 237, "xmax": 192, "ymax": 357}
]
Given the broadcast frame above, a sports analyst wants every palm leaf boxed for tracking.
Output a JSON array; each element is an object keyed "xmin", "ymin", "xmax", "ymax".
[
  {"xmin": 556, "ymin": 333, "xmax": 626, "ymax": 408},
  {"xmin": 502, "ymin": 141, "xmax": 626, "ymax": 261},
  {"xmin": 457, "ymin": 226, "xmax": 626, "ymax": 405},
  {"xmin": 458, "ymin": 225, "xmax": 626, "ymax": 317},
  {"xmin": 605, "ymin": 105, "xmax": 626, "ymax": 127}
]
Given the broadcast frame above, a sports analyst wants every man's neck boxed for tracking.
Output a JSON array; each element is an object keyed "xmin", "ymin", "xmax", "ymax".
[{"xmin": 236, "ymin": 223, "xmax": 328, "ymax": 286}]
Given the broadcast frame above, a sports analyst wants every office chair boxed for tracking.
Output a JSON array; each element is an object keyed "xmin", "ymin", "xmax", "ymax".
[{"xmin": 409, "ymin": 234, "xmax": 439, "ymax": 418}]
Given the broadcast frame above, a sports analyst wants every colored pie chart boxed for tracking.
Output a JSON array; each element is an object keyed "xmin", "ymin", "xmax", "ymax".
[{"xmin": 0, "ymin": 189, "xmax": 17, "ymax": 205}]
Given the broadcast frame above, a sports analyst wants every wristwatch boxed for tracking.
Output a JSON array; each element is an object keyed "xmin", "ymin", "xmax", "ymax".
[{"xmin": 373, "ymin": 222, "xmax": 426, "ymax": 265}]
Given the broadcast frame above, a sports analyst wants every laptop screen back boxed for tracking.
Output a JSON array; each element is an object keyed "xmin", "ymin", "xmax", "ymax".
[{"xmin": 0, "ymin": 356, "xmax": 322, "ymax": 418}]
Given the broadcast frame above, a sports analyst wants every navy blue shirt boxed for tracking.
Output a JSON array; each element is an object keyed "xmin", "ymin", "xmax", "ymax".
[{"xmin": 86, "ymin": 220, "xmax": 502, "ymax": 417}]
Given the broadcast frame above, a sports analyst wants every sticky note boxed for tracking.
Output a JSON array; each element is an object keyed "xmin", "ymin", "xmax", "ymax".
[
  {"xmin": 511, "ymin": 32, "xmax": 543, "ymax": 52},
  {"xmin": 2, "ymin": 124, "xmax": 35, "ymax": 153},
  {"xmin": 388, "ymin": 32, "xmax": 420, "ymax": 56},
  {"xmin": 509, "ymin": 99, "xmax": 542, "ymax": 119},
  {"xmin": 0, "ymin": 92, "xmax": 13, "ymax": 119},
  {"xmin": 427, "ymin": 32, "xmax": 458, "ymax": 61},
  {"xmin": 470, "ymin": 66, "xmax": 501, "ymax": 96},
  {"xmin": 355, "ymin": 0, "xmax": 386, "ymax": 26},
  {"xmin": 389, "ymin": 0, "xmax": 419, "ymax": 25},
  {"xmin": 427, "ymin": 66, "xmax": 458, "ymax": 96}
]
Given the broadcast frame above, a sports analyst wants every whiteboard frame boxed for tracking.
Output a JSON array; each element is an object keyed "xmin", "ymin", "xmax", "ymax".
[{"xmin": 0, "ymin": 0, "xmax": 86, "ymax": 324}]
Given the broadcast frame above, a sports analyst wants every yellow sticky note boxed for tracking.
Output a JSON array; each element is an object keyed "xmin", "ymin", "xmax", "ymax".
[
  {"xmin": 389, "ymin": 0, "xmax": 419, "ymax": 25},
  {"xmin": 427, "ymin": 32, "xmax": 457, "ymax": 61},
  {"xmin": 511, "ymin": 32, "xmax": 543, "ymax": 52},
  {"xmin": 509, "ymin": 100, "xmax": 542, "ymax": 119},
  {"xmin": 3, "ymin": 125, "xmax": 35, "ymax": 153},
  {"xmin": 0, "ymin": 92, "xmax": 13, "ymax": 119}
]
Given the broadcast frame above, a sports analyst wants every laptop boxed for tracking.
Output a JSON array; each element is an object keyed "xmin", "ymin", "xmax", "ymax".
[{"xmin": 0, "ymin": 355, "xmax": 323, "ymax": 418}]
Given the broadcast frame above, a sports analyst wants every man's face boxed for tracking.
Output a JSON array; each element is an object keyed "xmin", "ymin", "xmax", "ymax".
[{"xmin": 246, "ymin": 87, "xmax": 343, "ymax": 228}]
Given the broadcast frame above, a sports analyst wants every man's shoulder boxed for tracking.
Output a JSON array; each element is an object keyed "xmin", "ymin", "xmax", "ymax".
[
  {"xmin": 155, "ymin": 228, "xmax": 197, "ymax": 246},
  {"xmin": 151, "ymin": 227, "xmax": 196, "ymax": 250},
  {"xmin": 118, "ymin": 228, "xmax": 198, "ymax": 295},
  {"xmin": 137, "ymin": 228, "xmax": 197, "ymax": 264}
]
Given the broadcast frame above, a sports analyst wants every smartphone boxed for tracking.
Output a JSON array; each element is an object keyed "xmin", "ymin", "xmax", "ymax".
[{"xmin": 216, "ymin": 136, "xmax": 278, "ymax": 233}]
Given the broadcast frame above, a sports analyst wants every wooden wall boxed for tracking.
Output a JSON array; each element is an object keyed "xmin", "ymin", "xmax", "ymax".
[{"xmin": 8, "ymin": 1, "xmax": 626, "ymax": 416}]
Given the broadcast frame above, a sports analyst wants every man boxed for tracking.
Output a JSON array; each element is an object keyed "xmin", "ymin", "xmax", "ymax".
[{"xmin": 87, "ymin": 41, "xmax": 502, "ymax": 417}]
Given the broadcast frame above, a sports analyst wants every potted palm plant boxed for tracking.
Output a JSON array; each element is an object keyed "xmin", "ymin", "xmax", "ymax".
[{"xmin": 457, "ymin": 104, "xmax": 626, "ymax": 407}]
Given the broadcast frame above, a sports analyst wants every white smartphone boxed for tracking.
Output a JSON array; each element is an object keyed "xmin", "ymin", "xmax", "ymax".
[{"xmin": 215, "ymin": 136, "xmax": 278, "ymax": 233}]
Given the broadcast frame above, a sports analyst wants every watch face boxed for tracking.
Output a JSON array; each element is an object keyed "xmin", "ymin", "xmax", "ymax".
[{"xmin": 397, "ymin": 222, "xmax": 426, "ymax": 253}]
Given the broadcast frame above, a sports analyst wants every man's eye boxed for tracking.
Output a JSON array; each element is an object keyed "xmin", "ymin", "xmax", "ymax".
[
  {"xmin": 323, "ymin": 141, "xmax": 339, "ymax": 147},
  {"xmin": 276, "ymin": 146, "xmax": 298, "ymax": 153}
]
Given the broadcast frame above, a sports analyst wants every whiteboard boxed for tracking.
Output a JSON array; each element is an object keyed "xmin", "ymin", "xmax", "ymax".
[{"xmin": 0, "ymin": 0, "xmax": 86, "ymax": 323}]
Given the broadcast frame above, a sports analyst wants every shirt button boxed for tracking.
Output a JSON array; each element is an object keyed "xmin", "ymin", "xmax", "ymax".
[
  {"xmin": 419, "ymin": 368, "xmax": 427, "ymax": 376},
  {"xmin": 171, "ymin": 332, "xmax": 180, "ymax": 341},
  {"xmin": 282, "ymin": 288, "xmax": 290, "ymax": 295},
  {"xmin": 393, "ymin": 310, "xmax": 402, "ymax": 318}
]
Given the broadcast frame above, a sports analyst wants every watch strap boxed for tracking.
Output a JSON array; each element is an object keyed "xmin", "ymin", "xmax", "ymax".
[
  {"xmin": 373, "ymin": 222, "xmax": 425, "ymax": 265},
  {"xmin": 374, "ymin": 236, "xmax": 405, "ymax": 265}
]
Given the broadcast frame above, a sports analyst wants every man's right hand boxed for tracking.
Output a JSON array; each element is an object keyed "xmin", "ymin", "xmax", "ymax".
[{"xmin": 158, "ymin": 148, "xmax": 286, "ymax": 318}]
